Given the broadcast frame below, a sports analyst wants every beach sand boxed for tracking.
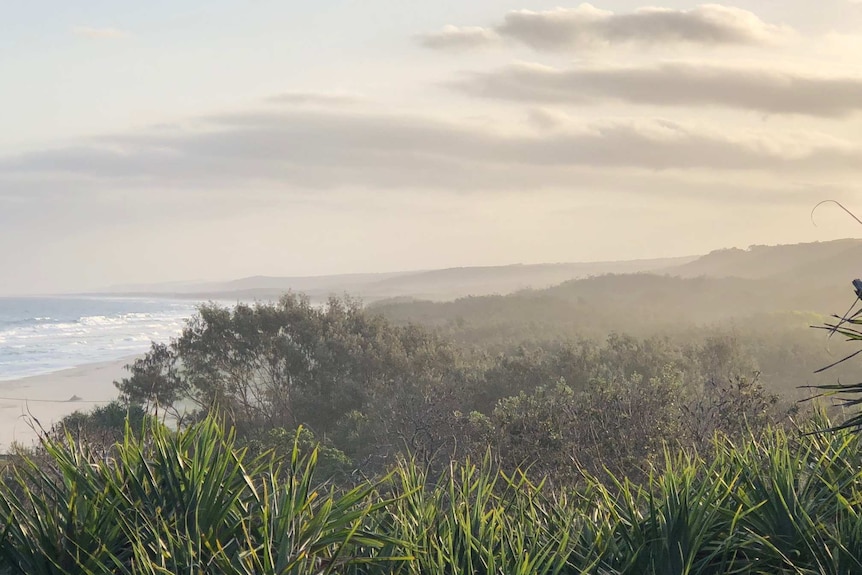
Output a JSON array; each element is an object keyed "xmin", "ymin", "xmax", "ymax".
[{"xmin": 0, "ymin": 357, "xmax": 135, "ymax": 451}]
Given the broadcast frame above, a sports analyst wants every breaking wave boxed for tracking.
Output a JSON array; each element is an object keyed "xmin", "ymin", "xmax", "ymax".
[{"xmin": 0, "ymin": 297, "xmax": 202, "ymax": 381}]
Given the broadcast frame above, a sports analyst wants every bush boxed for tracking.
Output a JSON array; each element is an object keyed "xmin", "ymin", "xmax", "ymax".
[{"xmin": 2, "ymin": 415, "xmax": 862, "ymax": 574}]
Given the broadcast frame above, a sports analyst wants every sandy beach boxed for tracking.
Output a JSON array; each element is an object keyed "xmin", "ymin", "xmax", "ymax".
[{"xmin": 0, "ymin": 357, "xmax": 135, "ymax": 451}]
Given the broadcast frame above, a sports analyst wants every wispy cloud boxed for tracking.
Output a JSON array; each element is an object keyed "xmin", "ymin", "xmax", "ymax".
[
  {"xmin": 1, "ymin": 108, "xmax": 857, "ymax": 200},
  {"xmin": 72, "ymin": 26, "xmax": 130, "ymax": 40},
  {"xmin": 455, "ymin": 62, "xmax": 862, "ymax": 117},
  {"xmin": 266, "ymin": 92, "xmax": 362, "ymax": 107},
  {"xmin": 421, "ymin": 4, "xmax": 790, "ymax": 51},
  {"xmin": 418, "ymin": 25, "xmax": 499, "ymax": 50}
]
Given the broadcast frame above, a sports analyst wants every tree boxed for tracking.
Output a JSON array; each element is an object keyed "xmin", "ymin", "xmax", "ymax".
[
  {"xmin": 682, "ymin": 372, "xmax": 792, "ymax": 448},
  {"xmin": 488, "ymin": 367, "xmax": 687, "ymax": 485},
  {"xmin": 116, "ymin": 294, "xmax": 470, "ymax": 472},
  {"xmin": 118, "ymin": 295, "xmax": 380, "ymax": 433},
  {"xmin": 48, "ymin": 400, "xmax": 155, "ymax": 459}
]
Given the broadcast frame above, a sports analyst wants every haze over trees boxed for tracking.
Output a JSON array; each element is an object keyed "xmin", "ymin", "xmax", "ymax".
[
  {"xmin": 113, "ymin": 291, "xmax": 798, "ymax": 483},
  {"xmin": 32, "ymin": 240, "xmax": 841, "ymax": 482},
  {"xmin": 6, "ymin": 0, "xmax": 862, "ymax": 570},
  {"xmin": 7, "ymin": 239, "xmax": 862, "ymax": 574}
]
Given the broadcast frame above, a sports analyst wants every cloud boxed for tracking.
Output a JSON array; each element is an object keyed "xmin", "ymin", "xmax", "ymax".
[
  {"xmin": 266, "ymin": 92, "xmax": 362, "ymax": 106},
  {"xmin": 421, "ymin": 4, "xmax": 789, "ymax": 51},
  {"xmin": 455, "ymin": 62, "xmax": 862, "ymax": 117},
  {"xmin": 1, "ymin": 108, "xmax": 857, "ymax": 200},
  {"xmin": 72, "ymin": 26, "xmax": 129, "ymax": 39},
  {"xmin": 525, "ymin": 108, "xmax": 567, "ymax": 131},
  {"xmin": 418, "ymin": 25, "xmax": 500, "ymax": 50}
]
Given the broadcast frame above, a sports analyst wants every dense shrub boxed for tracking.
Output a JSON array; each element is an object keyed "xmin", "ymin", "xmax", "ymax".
[
  {"xmin": 1, "ymin": 414, "xmax": 861, "ymax": 574},
  {"xmin": 112, "ymin": 296, "xmax": 801, "ymax": 481}
]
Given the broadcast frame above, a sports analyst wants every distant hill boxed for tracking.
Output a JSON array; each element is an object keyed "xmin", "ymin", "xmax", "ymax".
[
  {"xmin": 661, "ymin": 238, "xmax": 862, "ymax": 283},
  {"xmin": 91, "ymin": 238, "xmax": 862, "ymax": 305},
  {"xmin": 90, "ymin": 256, "xmax": 696, "ymax": 302},
  {"xmin": 366, "ymin": 240, "xmax": 862, "ymax": 397},
  {"xmin": 354, "ymin": 258, "xmax": 697, "ymax": 301},
  {"xmin": 371, "ymin": 273, "xmax": 803, "ymax": 339},
  {"xmin": 107, "ymin": 272, "xmax": 411, "ymax": 296},
  {"xmin": 373, "ymin": 239, "xmax": 862, "ymax": 326},
  {"xmin": 93, "ymin": 238, "xmax": 862, "ymax": 398}
]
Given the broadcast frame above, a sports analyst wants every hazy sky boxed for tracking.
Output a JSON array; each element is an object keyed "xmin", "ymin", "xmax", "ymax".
[{"xmin": 4, "ymin": 1, "xmax": 862, "ymax": 294}]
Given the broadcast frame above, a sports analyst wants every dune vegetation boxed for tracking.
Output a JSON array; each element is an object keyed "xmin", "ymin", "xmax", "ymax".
[
  {"xmin": 3, "ymin": 272, "xmax": 862, "ymax": 574},
  {"xmin": 2, "ymin": 413, "xmax": 862, "ymax": 574}
]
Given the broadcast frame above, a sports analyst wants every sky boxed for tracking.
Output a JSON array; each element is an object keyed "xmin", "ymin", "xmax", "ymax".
[{"xmin": 3, "ymin": 1, "xmax": 862, "ymax": 294}]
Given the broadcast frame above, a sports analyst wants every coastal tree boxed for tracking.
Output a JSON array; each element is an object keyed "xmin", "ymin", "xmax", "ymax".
[{"xmin": 116, "ymin": 293, "xmax": 469, "ymax": 469}]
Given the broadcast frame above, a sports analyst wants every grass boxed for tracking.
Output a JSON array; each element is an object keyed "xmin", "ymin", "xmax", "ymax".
[{"xmin": 0, "ymin": 415, "xmax": 861, "ymax": 574}]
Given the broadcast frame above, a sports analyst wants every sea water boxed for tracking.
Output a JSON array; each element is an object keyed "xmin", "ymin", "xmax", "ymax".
[{"xmin": 0, "ymin": 297, "xmax": 203, "ymax": 381}]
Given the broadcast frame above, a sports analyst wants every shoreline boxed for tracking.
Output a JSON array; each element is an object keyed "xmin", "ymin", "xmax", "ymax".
[{"xmin": 0, "ymin": 356, "xmax": 137, "ymax": 451}]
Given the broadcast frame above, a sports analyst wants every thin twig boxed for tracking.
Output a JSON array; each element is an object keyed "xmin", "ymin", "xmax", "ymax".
[{"xmin": 811, "ymin": 199, "xmax": 862, "ymax": 226}]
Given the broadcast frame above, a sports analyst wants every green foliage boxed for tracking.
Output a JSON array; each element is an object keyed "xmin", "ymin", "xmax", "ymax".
[
  {"xmin": 488, "ymin": 370, "xmax": 686, "ymax": 484},
  {"xmin": 371, "ymin": 273, "xmax": 835, "ymax": 346},
  {"xmin": 808, "ymin": 288, "xmax": 862, "ymax": 432},
  {"xmin": 2, "ymin": 416, "xmax": 862, "ymax": 573},
  {"xmin": 17, "ymin": 241, "xmax": 862, "ymax": 572},
  {"xmin": 48, "ymin": 400, "xmax": 152, "ymax": 454},
  {"xmin": 0, "ymin": 416, "xmax": 401, "ymax": 575},
  {"xmin": 117, "ymin": 294, "xmax": 466, "ymax": 471},
  {"xmin": 683, "ymin": 373, "xmax": 795, "ymax": 450},
  {"xmin": 244, "ymin": 426, "xmax": 353, "ymax": 483},
  {"xmin": 111, "ymin": 294, "xmax": 805, "ymax": 482},
  {"xmin": 373, "ymin": 275, "xmax": 860, "ymax": 401}
]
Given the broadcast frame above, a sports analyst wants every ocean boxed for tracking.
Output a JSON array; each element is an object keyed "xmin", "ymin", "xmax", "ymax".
[{"xmin": 0, "ymin": 297, "xmax": 203, "ymax": 381}]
